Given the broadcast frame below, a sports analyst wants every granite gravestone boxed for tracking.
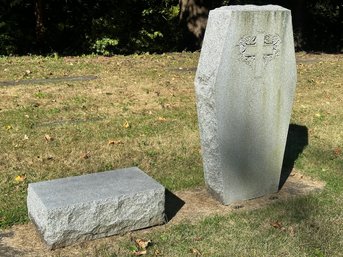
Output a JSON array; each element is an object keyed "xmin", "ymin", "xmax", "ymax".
[
  {"xmin": 27, "ymin": 167, "xmax": 165, "ymax": 249},
  {"xmin": 195, "ymin": 5, "xmax": 297, "ymax": 205}
]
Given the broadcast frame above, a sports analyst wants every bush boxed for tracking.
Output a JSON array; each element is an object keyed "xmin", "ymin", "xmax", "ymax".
[
  {"xmin": 0, "ymin": 0, "xmax": 341, "ymax": 55},
  {"xmin": 92, "ymin": 38, "xmax": 119, "ymax": 56},
  {"xmin": 0, "ymin": 0, "xmax": 182, "ymax": 55}
]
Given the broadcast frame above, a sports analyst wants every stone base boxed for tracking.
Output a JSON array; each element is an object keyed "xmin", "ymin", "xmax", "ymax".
[{"xmin": 27, "ymin": 167, "xmax": 165, "ymax": 249}]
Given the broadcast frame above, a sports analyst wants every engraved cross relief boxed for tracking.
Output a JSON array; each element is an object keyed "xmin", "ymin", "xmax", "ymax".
[{"xmin": 238, "ymin": 33, "xmax": 281, "ymax": 78}]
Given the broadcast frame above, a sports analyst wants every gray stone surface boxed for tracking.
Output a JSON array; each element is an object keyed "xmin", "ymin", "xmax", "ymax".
[
  {"xmin": 27, "ymin": 167, "xmax": 165, "ymax": 249},
  {"xmin": 195, "ymin": 5, "xmax": 297, "ymax": 204}
]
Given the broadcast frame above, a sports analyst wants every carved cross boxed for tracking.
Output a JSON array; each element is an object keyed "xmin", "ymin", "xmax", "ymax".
[{"xmin": 244, "ymin": 33, "xmax": 274, "ymax": 77}]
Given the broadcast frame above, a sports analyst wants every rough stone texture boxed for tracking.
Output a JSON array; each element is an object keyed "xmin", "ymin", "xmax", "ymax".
[
  {"xmin": 27, "ymin": 167, "xmax": 165, "ymax": 249},
  {"xmin": 195, "ymin": 5, "xmax": 297, "ymax": 205}
]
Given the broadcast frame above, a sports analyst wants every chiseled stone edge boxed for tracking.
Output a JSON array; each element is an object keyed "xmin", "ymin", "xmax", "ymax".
[
  {"xmin": 195, "ymin": 6, "xmax": 296, "ymax": 205},
  {"xmin": 194, "ymin": 9, "xmax": 234, "ymax": 203},
  {"xmin": 27, "ymin": 172, "xmax": 165, "ymax": 249}
]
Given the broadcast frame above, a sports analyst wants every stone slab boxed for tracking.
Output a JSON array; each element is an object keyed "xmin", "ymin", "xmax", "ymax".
[
  {"xmin": 195, "ymin": 5, "xmax": 297, "ymax": 204},
  {"xmin": 27, "ymin": 167, "xmax": 165, "ymax": 249}
]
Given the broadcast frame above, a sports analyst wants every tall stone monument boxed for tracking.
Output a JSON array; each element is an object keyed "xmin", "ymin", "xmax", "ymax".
[{"xmin": 195, "ymin": 5, "xmax": 297, "ymax": 205}]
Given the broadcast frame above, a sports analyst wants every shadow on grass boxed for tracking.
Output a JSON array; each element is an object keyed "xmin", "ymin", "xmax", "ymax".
[
  {"xmin": 164, "ymin": 189, "xmax": 185, "ymax": 223},
  {"xmin": 279, "ymin": 124, "xmax": 309, "ymax": 190},
  {"xmin": 280, "ymin": 196, "xmax": 334, "ymax": 256},
  {"xmin": 0, "ymin": 75, "xmax": 97, "ymax": 87}
]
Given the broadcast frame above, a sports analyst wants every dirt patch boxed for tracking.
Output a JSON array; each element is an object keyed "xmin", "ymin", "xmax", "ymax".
[
  {"xmin": 167, "ymin": 171, "xmax": 325, "ymax": 224},
  {"xmin": 0, "ymin": 170, "xmax": 324, "ymax": 257}
]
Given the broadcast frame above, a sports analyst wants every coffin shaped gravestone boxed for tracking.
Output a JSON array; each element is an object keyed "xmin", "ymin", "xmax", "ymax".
[{"xmin": 195, "ymin": 5, "xmax": 297, "ymax": 205}]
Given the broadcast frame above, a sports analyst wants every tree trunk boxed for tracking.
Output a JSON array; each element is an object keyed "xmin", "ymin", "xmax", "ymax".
[
  {"xmin": 34, "ymin": 0, "xmax": 45, "ymax": 47},
  {"xmin": 179, "ymin": 0, "xmax": 211, "ymax": 50}
]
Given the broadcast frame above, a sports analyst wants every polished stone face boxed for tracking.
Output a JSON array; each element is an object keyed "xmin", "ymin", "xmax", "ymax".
[
  {"xmin": 27, "ymin": 167, "xmax": 165, "ymax": 249},
  {"xmin": 195, "ymin": 5, "xmax": 297, "ymax": 205}
]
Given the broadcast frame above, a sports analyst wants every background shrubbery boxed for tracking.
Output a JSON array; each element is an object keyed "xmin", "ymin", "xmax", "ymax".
[
  {"xmin": 0, "ymin": 0, "xmax": 341, "ymax": 56},
  {"xmin": 0, "ymin": 0, "xmax": 181, "ymax": 55}
]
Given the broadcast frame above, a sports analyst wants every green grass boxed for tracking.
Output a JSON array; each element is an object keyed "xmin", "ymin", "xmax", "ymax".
[{"xmin": 0, "ymin": 53, "xmax": 342, "ymax": 256}]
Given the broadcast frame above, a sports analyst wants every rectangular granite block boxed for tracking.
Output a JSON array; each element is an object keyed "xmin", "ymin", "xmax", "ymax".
[{"xmin": 27, "ymin": 167, "xmax": 165, "ymax": 249}]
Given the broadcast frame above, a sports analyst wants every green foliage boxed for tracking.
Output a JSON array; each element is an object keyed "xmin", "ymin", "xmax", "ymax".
[
  {"xmin": 0, "ymin": 0, "xmax": 341, "ymax": 55},
  {"xmin": 304, "ymin": 0, "xmax": 342, "ymax": 51},
  {"xmin": 0, "ymin": 0, "xmax": 182, "ymax": 55},
  {"xmin": 0, "ymin": 33, "xmax": 16, "ymax": 56},
  {"xmin": 92, "ymin": 38, "xmax": 119, "ymax": 56}
]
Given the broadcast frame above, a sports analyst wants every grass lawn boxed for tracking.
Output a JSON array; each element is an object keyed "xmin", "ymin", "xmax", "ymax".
[{"xmin": 0, "ymin": 52, "xmax": 342, "ymax": 256}]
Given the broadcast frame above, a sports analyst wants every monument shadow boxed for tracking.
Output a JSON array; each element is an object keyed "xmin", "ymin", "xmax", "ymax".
[
  {"xmin": 164, "ymin": 123, "xmax": 308, "ymax": 219},
  {"xmin": 279, "ymin": 124, "xmax": 309, "ymax": 189},
  {"xmin": 164, "ymin": 189, "xmax": 185, "ymax": 222}
]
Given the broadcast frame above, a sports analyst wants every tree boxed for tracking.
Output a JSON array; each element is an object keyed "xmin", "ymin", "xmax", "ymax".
[
  {"xmin": 179, "ymin": 0, "xmax": 342, "ymax": 52},
  {"xmin": 0, "ymin": 0, "xmax": 341, "ymax": 55},
  {"xmin": 179, "ymin": 0, "xmax": 211, "ymax": 50},
  {"xmin": 34, "ymin": 0, "xmax": 46, "ymax": 49}
]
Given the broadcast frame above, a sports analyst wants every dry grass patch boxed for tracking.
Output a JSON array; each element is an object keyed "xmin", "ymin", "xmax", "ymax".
[
  {"xmin": 0, "ymin": 52, "xmax": 342, "ymax": 256},
  {"xmin": 0, "ymin": 52, "xmax": 200, "ymax": 228}
]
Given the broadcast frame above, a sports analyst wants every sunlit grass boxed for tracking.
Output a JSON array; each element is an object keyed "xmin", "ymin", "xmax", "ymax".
[{"xmin": 0, "ymin": 52, "xmax": 342, "ymax": 256}]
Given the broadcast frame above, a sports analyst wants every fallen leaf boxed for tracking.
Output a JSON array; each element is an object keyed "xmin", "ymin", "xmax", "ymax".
[
  {"xmin": 82, "ymin": 152, "xmax": 90, "ymax": 159},
  {"xmin": 271, "ymin": 221, "xmax": 285, "ymax": 231},
  {"xmin": 333, "ymin": 147, "xmax": 341, "ymax": 157},
  {"xmin": 156, "ymin": 117, "xmax": 167, "ymax": 122},
  {"xmin": 288, "ymin": 226, "xmax": 296, "ymax": 237},
  {"xmin": 44, "ymin": 134, "xmax": 54, "ymax": 142},
  {"xmin": 23, "ymin": 134, "xmax": 29, "ymax": 140},
  {"xmin": 15, "ymin": 175, "xmax": 26, "ymax": 182},
  {"xmin": 123, "ymin": 120, "xmax": 130, "ymax": 128},
  {"xmin": 46, "ymin": 155, "xmax": 54, "ymax": 160},
  {"xmin": 133, "ymin": 250, "xmax": 147, "ymax": 256},
  {"xmin": 190, "ymin": 248, "xmax": 202, "ymax": 256},
  {"xmin": 233, "ymin": 204, "xmax": 244, "ymax": 209},
  {"xmin": 25, "ymin": 70, "xmax": 31, "ymax": 75},
  {"xmin": 135, "ymin": 239, "xmax": 151, "ymax": 250},
  {"xmin": 108, "ymin": 140, "xmax": 124, "ymax": 145}
]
